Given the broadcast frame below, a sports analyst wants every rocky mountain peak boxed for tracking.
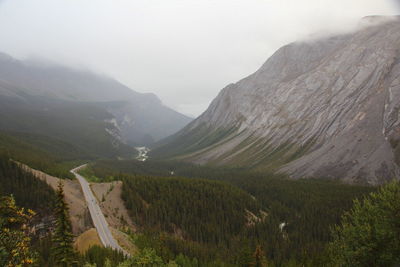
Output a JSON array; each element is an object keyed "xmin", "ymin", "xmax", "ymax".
[{"xmin": 153, "ymin": 16, "xmax": 400, "ymax": 185}]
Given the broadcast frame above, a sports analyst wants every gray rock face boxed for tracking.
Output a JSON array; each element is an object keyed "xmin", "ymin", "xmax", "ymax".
[{"xmin": 156, "ymin": 16, "xmax": 400, "ymax": 185}]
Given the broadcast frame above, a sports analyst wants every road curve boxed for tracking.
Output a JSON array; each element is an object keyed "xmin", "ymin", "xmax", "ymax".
[{"xmin": 71, "ymin": 165, "xmax": 128, "ymax": 255}]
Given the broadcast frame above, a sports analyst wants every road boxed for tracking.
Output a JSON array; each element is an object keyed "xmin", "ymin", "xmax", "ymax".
[{"xmin": 71, "ymin": 165, "xmax": 128, "ymax": 255}]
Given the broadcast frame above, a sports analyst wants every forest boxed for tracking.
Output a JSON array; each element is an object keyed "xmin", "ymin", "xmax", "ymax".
[
  {"xmin": 87, "ymin": 159, "xmax": 375, "ymax": 265},
  {"xmin": 0, "ymin": 156, "xmax": 130, "ymax": 266},
  {"xmin": 1, "ymin": 152, "xmax": 399, "ymax": 266},
  {"xmin": 0, "ymin": 155, "xmax": 56, "ymax": 214}
]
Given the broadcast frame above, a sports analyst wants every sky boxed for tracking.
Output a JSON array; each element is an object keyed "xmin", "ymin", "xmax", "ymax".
[{"xmin": 0, "ymin": 1, "xmax": 399, "ymax": 117}]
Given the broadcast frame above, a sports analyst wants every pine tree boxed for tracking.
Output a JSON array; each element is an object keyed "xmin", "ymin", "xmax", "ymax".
[
  {"xmin": 328, "ymin": 181, "xmax": 400, "ymax": 266},
  {"xmin": 52, "ymin": 181, "xmax": 75, "ymax": 266},
  {"xmin": 123, "ymin": 248, "xmax": 164, "ymax": 266},
  {"xmin": 238, "ymin": 245, "xmax": 254, "ymax": 267}
]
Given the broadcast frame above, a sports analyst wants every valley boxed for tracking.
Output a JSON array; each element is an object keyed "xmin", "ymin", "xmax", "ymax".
[{"xmin": 0, "ymin": 11, "xmax": 399, "ymax": 267}]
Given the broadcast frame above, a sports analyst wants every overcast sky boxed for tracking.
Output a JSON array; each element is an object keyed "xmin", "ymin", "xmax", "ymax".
[{"xmin": 0, "ymin": 0, "xmax": 399, "ymax": 117}]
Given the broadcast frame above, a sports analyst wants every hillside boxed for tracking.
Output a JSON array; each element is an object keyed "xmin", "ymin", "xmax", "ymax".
[
  {"xmin": 0, "ymin": 93, "xmax": 137, "ymax": 177},
  {"xmin": 152, "ymin": 16, "xmax": 400, "ymax": 185},
  {"xmin": 0, "ymin": 157, "xmax": 55, "ymax": 216},
  {"xmin": 0, "ymin": 54, "xmax": 191, "ymax": 145}
]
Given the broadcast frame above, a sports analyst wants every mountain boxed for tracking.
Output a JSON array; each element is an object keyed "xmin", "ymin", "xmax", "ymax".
[
  {"xmin": 152, "ymin": 16, "xmax": 400, "ymax": 185},
  {"xmin": 0, "ymin": 92, "xmax": 138, "ymax": 178},
  {"xmin": 0, "ymin": 94, "xmax": 133, "ymax": 157},
  {"xmin": 0, "ymin": 54, "xmax": 191, "ymax": 145}
]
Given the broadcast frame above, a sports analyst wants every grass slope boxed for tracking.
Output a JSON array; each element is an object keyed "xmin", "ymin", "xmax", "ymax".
[{"xmin": 150, "ymin": 123, "xmax": 237, "ymax": 159}]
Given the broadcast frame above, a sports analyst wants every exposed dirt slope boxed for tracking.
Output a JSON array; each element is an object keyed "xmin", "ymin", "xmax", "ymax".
[
  {"xmin": 20, "ymin": 164, "xmax": 92, "ymax": 235},
  {"xmin": 23, "ymin": 163, "xmax": 137, "ymax": 254},
  {"xmin": 91, "ymin": 181, "xmax": 136, "ymax": 231}
]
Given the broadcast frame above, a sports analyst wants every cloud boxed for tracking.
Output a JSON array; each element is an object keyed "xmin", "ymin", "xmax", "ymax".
[{"xmin": 0, "ymin": 0, "xmax": 398, "ymax": 116}]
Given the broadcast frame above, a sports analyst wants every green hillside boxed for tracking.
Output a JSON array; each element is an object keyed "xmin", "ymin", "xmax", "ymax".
[
  {"xmin": 0, "ymin": 156, "xmax": 55, "ymax": 215},
  {"xmin": 0, "ymin": 94, "xmax": 137, "ymax": 178},
  {"xmin": 150, "ymin": 123, "xmax": 238, "ymax": 159},
  {"xmin": 0, "ymin": 131, "xmax": 90, "ymax": 178},
  {"xmin": 0, "ymin": 95, "xmax": 135, "ymax": 158}
]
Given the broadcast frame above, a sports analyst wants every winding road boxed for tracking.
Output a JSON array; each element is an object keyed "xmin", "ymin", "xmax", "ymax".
[{"xmin": 71, "ymin": 165, "xmax": 128, "ymax": 255}]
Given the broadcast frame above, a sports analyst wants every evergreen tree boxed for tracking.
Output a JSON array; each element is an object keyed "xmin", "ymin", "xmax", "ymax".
[
  {"xmin": 119, "ymin": 248, "xmax": 164, "ymax": 267},
  {"xmin": 328, "ymin": 181, "xmax": 400, "ymax": 267},
  {"xmin": 52, "ymin": 181, "xmax": 75, "ymax": 266},
  {"xmin": 82, "ymin": 246, "xmax": 125, "ymax": 267},
  {"xmin": 238, "ymin": 245, "xmax": 254, "ymax": 267}
]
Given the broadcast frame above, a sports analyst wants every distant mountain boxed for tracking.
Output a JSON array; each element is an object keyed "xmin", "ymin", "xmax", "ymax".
[
  {"xmin": 152, "ymin": 16, "xmax": 400, "ymax": 185},
  {"xmin": 0, "ymin": 93, "xmax": 134, "ymax": 158},
  {"xmin": 0, "ymin": 54, "xmax": 191, "ymax": 145}
]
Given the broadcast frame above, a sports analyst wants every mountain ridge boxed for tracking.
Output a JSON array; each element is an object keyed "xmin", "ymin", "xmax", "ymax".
[
  {"xmin": 0, "ymin": 53, "xmax": 192, "ymax": 145},
  {"xmin": 152, "ymin": 16, "xmax": 400, "ymax": 185}
]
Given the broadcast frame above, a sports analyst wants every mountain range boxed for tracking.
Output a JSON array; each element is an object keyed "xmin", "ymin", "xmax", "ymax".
[{"xmin": 0, "ymin": 54, "xmax": 191, "ymax": 146}]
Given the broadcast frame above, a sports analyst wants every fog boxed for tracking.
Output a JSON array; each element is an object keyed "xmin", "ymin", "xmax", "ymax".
[{"xmin": 0, "ymin": 0, "xmax": 398, "ymax": 116}]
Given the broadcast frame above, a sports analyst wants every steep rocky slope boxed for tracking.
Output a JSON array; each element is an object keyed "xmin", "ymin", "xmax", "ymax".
[
  {"xmin": 152, "ymin": 16, "xmax": 400, "ymax": 185},
  {"xmin": 0, "ymin": 55, "xmax": 191, "ymax": 145}
]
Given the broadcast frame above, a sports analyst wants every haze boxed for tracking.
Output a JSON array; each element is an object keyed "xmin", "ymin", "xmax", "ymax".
[{"xmin": 0, "ymin": 0, "xmax": 398, "ymax": 117}]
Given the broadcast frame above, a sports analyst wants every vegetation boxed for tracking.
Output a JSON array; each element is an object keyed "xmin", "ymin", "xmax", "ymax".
[
  {"xmin": 0, "ymin": 142, "xmax": 395, "ymax": 266},
  {"xmin": 52, "ymin": 182, "xmax": 76, "ymax": 266},
  {"xmin": 0, "ymin": 94, "xmax": 137, "ymax": 178},
  {"xmin": 0, "ymin": 156, "xmax": 55, "ymax": 214},
  {"xmin": 0, "ymin": 156, "xmax": 56, "ymax": 266},
  {"xmin": 0, "ymin": 153, "xmax": 122, "ymax": 266},
  {"xmin": 81, "ymin": 246, "xmax": 126, "ymax": 267},
  {"xmin": 150, "ymin": 123, "xmax": 317, "ymax": 171},
  {"xmin": 0, "ymin": 195, "xmax": 36, "ymax": 266},
  {"xmin": 88, "ymin": 158, "xmax": 248, "ymax": 180},
  {"xmin": 122, "ymin": 175, "xmax": 261, "ymax": 245},
  {"xmin": 78, "ymin": 166, "xmax": 110, "ymax": 183},
  {"xmin": 228, "ymin": 175, "xmax": 374, "ymax": 264},
  {"xmin": 88, "ymin": 159, "xmax": 375, "ymax": 265},
  {"xmin": 150, "ymin": 123, "xmax": 238, "ymax": 159},
  {"xmin": 328, "ymin": 181, "xmax": 400, "ymax": 266},
  {"xmin": 0, "ymin": 131, "xmax": 85, "ymax": 179},
  {"xmin": 0, "ymin": 95, "xmax": 134, "ymax": 158}
]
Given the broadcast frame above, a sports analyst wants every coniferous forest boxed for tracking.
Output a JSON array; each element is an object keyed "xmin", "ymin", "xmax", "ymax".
[
  {"xmin": 87, "ymin": 159, "xmax": 376, "ymax": 266},
  {"xmin": 2, "ymin": 153, "xmax": 398, "ymax": 266},
  {"xmin": 0, "ymin": 155, "xmax": 56, "ymax": 214},
  {"xmin": 0, "ymin": 157, "xmax": 127, "ymax": 267}
]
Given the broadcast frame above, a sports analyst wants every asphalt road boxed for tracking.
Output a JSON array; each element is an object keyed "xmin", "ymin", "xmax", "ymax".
[{"xmin": 71, "ymin": 165, "xmax": 128, "ymax": 255}]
